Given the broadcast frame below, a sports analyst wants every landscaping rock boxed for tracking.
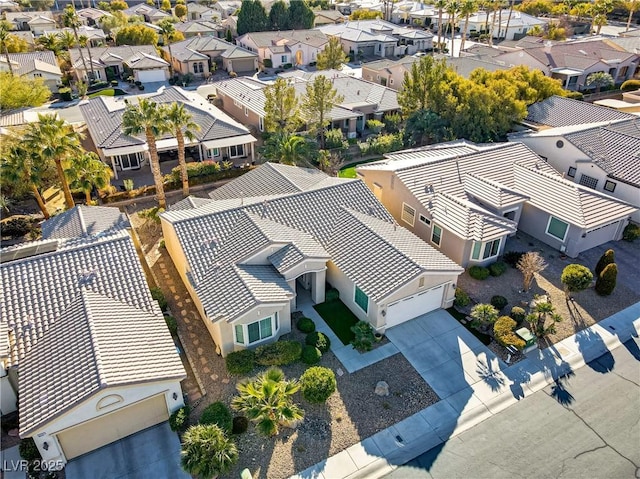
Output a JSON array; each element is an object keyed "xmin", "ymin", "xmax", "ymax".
[
  {"xmin": 529, "ymin": 294, "xmax": 550, "ymax": 309},
  {"xmin": 374, "ymin": 381, "xmax": 389, "ymax": 396}
]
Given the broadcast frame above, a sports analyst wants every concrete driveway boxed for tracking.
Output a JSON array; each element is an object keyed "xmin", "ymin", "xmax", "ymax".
[{"xmin": 65, "ymin": 422, "xmax": 189, "ymax": 479}]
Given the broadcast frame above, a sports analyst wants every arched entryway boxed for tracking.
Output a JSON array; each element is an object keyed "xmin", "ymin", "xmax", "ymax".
[{"xmin": 296, "ymin": 50, "xmax": 304, "ymax": 65}]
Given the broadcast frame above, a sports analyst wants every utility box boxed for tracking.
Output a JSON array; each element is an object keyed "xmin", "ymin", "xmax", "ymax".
[{"xmin": 516, "ymin": 327, "xmax": 537, "ymax": 348}]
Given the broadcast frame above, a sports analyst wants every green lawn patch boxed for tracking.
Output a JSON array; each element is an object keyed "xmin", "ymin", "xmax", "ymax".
[
  {"xmin": 88, "ymin": 88, "xmax": 127, "ymax": 98},
  {"xmin": 446, "ymin": 307, "xmax": 492, "ymax": 345},
  {"xmin": 313, "ymin": 299, "xmax": 359, "ymax": 345},
  {"xmin": 338, "ymin": 157, "xmax": 383, "ymax": 178}
]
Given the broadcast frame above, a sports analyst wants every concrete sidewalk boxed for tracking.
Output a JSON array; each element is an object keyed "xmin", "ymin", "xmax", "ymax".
[{"xmin": 291, "ymin": 302, "xmax": 640, "ymax": 479}]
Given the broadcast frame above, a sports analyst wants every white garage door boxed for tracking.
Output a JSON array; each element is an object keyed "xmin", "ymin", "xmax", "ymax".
[
  {"xmin": 137, "ymin": 69, "xmax": 166, "ymax": 83},
  {"xmin": 386, "ymin": 284, "xmax": 445, "ymax": 328},
  {"xmin": 57, "ymin": 394, "xmax": 168, "ymax": 460}
]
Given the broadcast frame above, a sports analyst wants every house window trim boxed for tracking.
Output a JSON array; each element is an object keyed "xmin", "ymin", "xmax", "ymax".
[
  {"xmin": 431, "ymin": 224, "xmax": 442, "ymax": 246},
  {"xmin": 234, "ymin": 313, "xmax": 279, "ymax": 346},
  {"xmin": 470, "ymin": 238, "xmax": 502, "ymax": 261},
  {"xmin": 354, "ymin": 285, "xmax": 369, "ymax": 313},
  {"xmin": 604, "ymin": 180, "xmax": 616, "ymax": 193},
  {"xmin": 229, "ymin": 144, "xmax": 245, "ymax": 158},
  {"xmin": 545, "ymin": 216, "xmax": 569, "ymax": 242},
  {"xmin": 418, "ymin": 214, "xmax": 431, "ymax": 226},
  {"xmin": 258, "ymin": 116, "xmax": 264, "ymax": 132},
  {"xmin": 401, "ymin": 202, "xmax": 416, "ymax": 226}
]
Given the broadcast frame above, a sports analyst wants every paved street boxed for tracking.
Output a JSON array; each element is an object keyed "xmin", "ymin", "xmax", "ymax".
[{"xmin": 386, "ymin": 338, "xmax": 640, "ymax": 479}]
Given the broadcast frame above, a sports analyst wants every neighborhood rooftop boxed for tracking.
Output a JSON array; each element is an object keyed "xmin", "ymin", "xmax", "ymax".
[
  {"xmin": 524, "ymin": 95, "xmax": 638, "ymax": 127},
  {"xmin": 41, "ymin": 205, "xmax": 130, "ymax": 239}
]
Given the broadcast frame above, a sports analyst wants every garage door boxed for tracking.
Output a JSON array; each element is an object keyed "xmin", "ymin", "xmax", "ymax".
[
  {"xmin": 57, "ymin": 394, "xmax": 168, "ymax": 460},
  {"xmin": 137, "ymin": 69, "xmax": 166, "ymax": 83},
  {"xmin": 386, "ymin": 284, "xmax": 445, "ymax": 328}
]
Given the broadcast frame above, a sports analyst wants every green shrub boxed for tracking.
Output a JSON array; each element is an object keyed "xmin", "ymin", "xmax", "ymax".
[
  {"xmin": 595, "ymin": 249, "xmax": 615, "ymax": 276},
  {"xmin": 561, "ymin": 264, "xmax": 593, "ymax": 295},
  {"xmin": 510, "ymin": 306, "xmax": 526, "ymax": 322},
  {"xmin": 469, "ymin": 265, "xmax": 490, "ymax": 280},
  {"xmin": 255, "ymin": 340, "xmax": 302, "ymax": 366},
  {"xmin": 325, "ymin": 287, "xmax": 340, "ymax": 302},
  {"xmin": 325, "ymin": 128, "xmax": 348, "ymax": 150},
  {"xmin": 232, "ymin": 416, "xmax": 249, "ymax": 434},
  {"xmin": 58, "ymin": 87, "xmax": 72, "ymax": 101},
  {"xmin": 490, "ymin": 295, "xmax": 508, "ymax": 311},
  {"xmin": 564, "ymin": 90, "xmax": 584, "ymax": 100},
  {"xmin": 358, "ymin": 132, "xmax": 404, "ymax": 155},
  {"xmin": 150, "ymin": 287, "xmax": 168, "ymax": 311},
  {"xmin": 350, "ymin": 320, "xmax": 375, "ymax": 352},
  {"xmin": 489, "ymin": 261, "xmax": 507, "ymax": 277},
  {"xmin": 225, "ymin": 349, "xmax": 255, "ymax": 375},
  {"xmin": 200, "ymin": 402, "xmax": 233, "ymax": 434},
  {"xmin": 296, "ymin": 317, "xmax": 316, "ymax": 333},
  {"xmin": 305, "ymin": 331, "xmax": 331, "ymax": 353},
  {"xmin": 621, "ymin": 79, "xmax": 640, "ymax": 91},
  {"xmin": 263, "ymin": 58, "xmax": 273, "ymax": 68},
  {"xmin": 366, "ymin": 119, "xmax": 385, "ymax": 133},
  {"xmin": 19, "ymin": 438, "xmax": 41, "ymax": 461},
  {"xmin": 503, "ymin": 251, "xmax": 525, "ymax": 267},
  {"xmin": 300, "ymin": 366, "xmax": 337, "ymax": 403},
  {"xmin": 0, "ymin": 216, "xmax": 38, "ymax": 237},
  {"xmin": 595, "ymin": 263, "xmax": 617, "ymax": 296},
  {"xmin": 164, "ymin": 315, "xmax": 178, "ymax": 336},
  {"xmin": 301, "ymin": 345, "xmax": 322, "ymax": 364},
  {"xmin": 622, "ymin": 223, "xmax": 640, "ymax": 242},
  {"xmin": 169, "ymin": 405, "xmax": 190, "ymax": 432},
  {"xmin": 493, "ymin": 316, "xmax": 526, "ymax": 350},
  {"xmin": 454, "ymin": 287, "xmax": 470, "ymax": 307}
]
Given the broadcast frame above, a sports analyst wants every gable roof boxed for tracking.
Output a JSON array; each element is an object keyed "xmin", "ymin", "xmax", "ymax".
[
  {"xmin": 240, "ymin": 29, "xmax": 329, "ymax": 48},
  {"xmin": 5, "ymin": 51, "xmax": 61, "ymax": 77},
  {"xmin": 69, "ymin": 45, "xmax": 161, "ymax": 70},
  {"xmin": 19, "ymin": 288, "xmax": 185, "ymax": 435},
  {"xmin": 524, "ymin": 40, "xmax": 637, "ymax": 72},
  {"xmin": 166, "ymin": 36, "xmax": 257, "ymax": 62},
  {"xmin": 41, "ymin": 206, "xmax": 130, "ymax": 239},
  {"xmin": 174, "ymin": 20, "xmax": 220, "ymax": 35},
  {"xmin": 525, "ymin": 95, "xmax": 637, "ymax": 127},
  {"xmin": 318, "ymin": 19, "xmax": 432, "ymax": 42}
]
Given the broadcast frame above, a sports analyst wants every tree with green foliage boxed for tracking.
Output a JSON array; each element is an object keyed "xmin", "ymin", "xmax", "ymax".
[
  {"xmin": 595, "ymin": 248, "xmax": 614, "ymax": 276},
  {"xmin": 561, "ymin": 264, "xmax": 593, "ymax": 298},
  {"xmin": 469, "ymin": 303, "xmax": 499, "ymax": 328},
  {"xmin": 122, "ymin": 99, "xmax": 170, "ymax": 208},
  {"xmin": 180, "ymin": 425, "xmax": 238, "ymax": 479},
  {"xmin": 165, "ymin": 102, "xmax": 200, "ymax": 197},
  {"xmin": 160, "ymin": 0, "xmax": 171, "ymax": 11},
  {"xmin": 590, "ymin": 0, "xmax": 614, "ymax": 34},
  {"xmin": 269, "ymin": 0, "xmax": 289, "ymax": 30},
  {"xmin": 301, "ymin": 74, "xmax": 344, "ymax": 149},
  {"xmin": 316, "ymin": 37, "xmax": 348, "ymax": 70},
  {"xmin": 226, "ymin": 28, "xmax": 233, "ymax": 42},
  {"xmin": 78, "ymin": 34, "xmax": 97, "ymax": 82},
  {"xmin": 620, "ymin": 0, "xmax": 639, "ymax": 32},
  {"xmin": 446, "ymin": 0, "xmax": 460, "ymax": 57},
  {"xmin": 516, "ymin": 0, "xmax": 553, "ymax": 16},
  {"xmin": 175, "ymin": 3, "xmax": 187, "ymax": 18},
  {"xmin": 116, "ymin": 24, "xmax": 158, "ymax": 45},
  {"xmin": 259, "ymin": 132, "xmax": 312, "ymax": 165},
  {"xmin": 585, "ymin": 71, "xmax": 614, "ymax": 93},
  {"xmin": 0, "ymin": 73, "xmax": 51, "ymax": 110},
  {"xmin": 100, "ymin": 10, "xmax": 129, "ymax": 33},
  {"xmin": 231, "ymin": 367, "xmax": 304, "ymax": 437},
  {"xmin": 68, "ymin": 152, "xmax": 113, "ymax": 204},
  {"xmin": 349, "ymin": 9, "xmax": 382, "ymax": 19},
  {"xmin": 110, "ymin": 0, "xmax": 129, "ymax": 10},
  {"xmin": 434, "ymin": 0, "xmax": 447, "ymax": 51},
  {"xmin": 159, "ymin": 18, "xmax": 177, "ymax": 77},
  {"xmin": 526, "ymin": 301, "xmax": 562, "ymax": 337},
  {"xmin": 263, "ymin": 77, "xmax": 300, "ymax": 133},
  {"xmin": 288, "ymin": 0, "xmax": 315, "ymax": 28},
  {"xmin": 2, "ymin": 31, "xmax": 29, "ymax": 54},
  {"xmin": 405, "ymin": 109, "xmax": 449, "ymax": 146},
  {"xmin": 36, "ymin": 33, "xmax": 63, "ymax": 57},
  {"xmin": 237, "ymin": 0, "xmax": 269, "ymax": 35},
  {"xmin": 595, "ymin": 263, "xmax": 617, "ymax": 296},
  {"xmin": 398, "ymin": 55, "xmax": 452, "ymax": 116},
  {"xmin": 62, "ymin": 7, "xmax": 92, "ymax": 81},
  {"xmin": 458, "ymin": 0, "xmax": 477, "ymax": 52}
]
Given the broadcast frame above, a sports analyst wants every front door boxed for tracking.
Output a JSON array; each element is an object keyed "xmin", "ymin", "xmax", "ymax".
[{"xmin": 119, "ymin": 153, "xmax": 141, "ymax": 170}]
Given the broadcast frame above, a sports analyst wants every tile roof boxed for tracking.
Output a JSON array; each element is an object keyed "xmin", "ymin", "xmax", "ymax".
[
  {"xmin": 77, "ymin": 7, "xmax": 112, "ymax": 20},
  {"xmin": 19, "ymin": 288, "xmax": 184, "ymax": 435},
  {"xmin": 318, "ymin": 19, "xmax": 432, "ymax": 42},
  {"xmin": 69, "ymin": 45, "xmax": 160, "ymax": 70},
  {"xmin": 525, "ymin": 95, "xmax": 637, "ymax": 127},
  {"xmin": 239, "ymin": 29, "xmax": 329, "ymax": 48},
  {"xmin": 5, "ymin": 11, "xmax": 53, "ymax": 22},
  {"xmin": 1, "ymin": 232, "xmax": 161, "ymax": 369},
  {"xmin": 170, "ymin": 196, "xmax": 218, "ymax": 211},
  {"xmin": 524, "ymin": 40, "xmax": 637, "ymax": 71},
  {"xmin": 166, "ymin": 36, "xmax": 256, "ymax": 63},
  {"xmin": 43, "ymin": 26, "xmax": 107, "ymax": 41},
  {"xmin": 174, "ymin": 20, "xmax": 220, "ymax": 34},
  {"xmin": 5, "ymin": 51, "xmax": 61, "ymax": 76},
  {"xmin": 41, "ymin": 205, "xmax": 130, "ymax": 239}
]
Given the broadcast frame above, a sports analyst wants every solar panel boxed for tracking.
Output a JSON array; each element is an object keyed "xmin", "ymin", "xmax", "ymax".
[{"xmin": 0, "ymin": 240, "xmax": 59, "ymax": 264}]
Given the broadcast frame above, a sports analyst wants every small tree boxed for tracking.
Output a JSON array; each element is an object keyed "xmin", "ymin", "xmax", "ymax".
[
  {"xmin": 561, "ymin": 264, "xmax": 593, "ymax": 298},
  {"xmin": 516, "ymin": 251, "xmax": 547, "ymax": 292},
  {"xmin": 180, "ymin": 424, "xmax": 238, "ymax": 479},
  {"xmin": 595, "ymin": 263, "xmax": 617, "ymax": 296},
  {"xmin": 594, "ymin": 249, "xmax": 614, "ymax": 276},
  {"xmin": 469, "ymin": 303, "xmax": 499, "ymax": 329},
  {"xmin": 316, "ymin": 37, "xmax": 348, "ymax": 70},
  {"xmin": 585, "ymin": 71, "xmax": 614, "ymax": 93},
  {"xmin": 526, "ymin": 301, "xmax": 562, "ymax": 338}
]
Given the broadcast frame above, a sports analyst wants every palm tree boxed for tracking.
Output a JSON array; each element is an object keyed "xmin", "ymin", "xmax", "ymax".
[
  {"xmin": 63, "ymin": 6, "xmax": 89, "ymax": 82},
  {"xmin": 36, "ymin": 33, "xmax": 62, "ymax": 58},
  {"xmin": 231, "ymin": 367, "xmax": 304, "ymax": 437},
  {"xmin": 0, "ymin": 20, "xmax": 14, "ymax": 75},
  {"xmin": 24, "ymin": 114, "xmax": 83, "ymax": 210},
  {"xmin": 78, "ymin": 34, "xmax": 96, "ymax": 82},
  {"xmin": 259, "ymin": 132, "xmax": 311, "ymax": 166},
  {"xmin": 180, "ymin": 425, "xmax": 238, "ymax": 479},
  {"xmin": 458, "ymin": 0, "xmax": 476, "ymax": 52},
  {"xmin": 446, "ymin": 0, "xmax": 460, "ymax": 57},
  {"xmin": 122, "ymin": 99, "xmax": 170, "ymax": 208},
  {"xmin": 158, "ymin": 18, "xmax": 176, "ymax": 78},
  {"xmin": 503, "ymin": 0, "xmax": 515, "ymax": 40},
  {"xmin": 622, "ymin": 0, "xmax": 638, "ymax": 32},
  {"xmin": 68, "ymin": 152, "xmax": 113, "ymax": 203},
  {"xmin": 489, "ymin": 0, "xmax": 500, "ymax": 44},
  {"xmin": 165, "ymin": 102, "xmax": 200, "ymax": 197},
  {"xmin": 469, "ymin": 303, "xmax": 499, "ymax": 329},
  {"xmin": 434, "ymin": 0, "xmax": 447, "ymax": 52}
]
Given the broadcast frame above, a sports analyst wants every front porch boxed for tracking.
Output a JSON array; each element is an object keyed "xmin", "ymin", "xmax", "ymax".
[{"xmin": 287, "ymin": 270, "xmax": 326, "ymax": 310}]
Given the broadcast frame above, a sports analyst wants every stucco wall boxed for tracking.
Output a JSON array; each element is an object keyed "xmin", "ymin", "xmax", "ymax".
[
  {"xmin": 518, "ymin": 202, "xmax": 583, "ymax": 256},
  {"xmin": 224, "ymin": 302, "xmax": 292, "ymax": 356},
  {"xmin": 216, "ymin": 91, "xmax": 262, "ymax": 132}
]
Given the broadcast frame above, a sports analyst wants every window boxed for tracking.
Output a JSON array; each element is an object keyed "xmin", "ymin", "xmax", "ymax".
[
  {"xmin": 244, "ymin": 106, "xmax": 249, "ymax": 116},
  {"xmin": 234, "ymin": 315, "xmax": 278, "ymax": 345},
  {"xmin": 567, "ymin": 166, "xmax": 576, "ymax": 178},
  {"xmin": 234, "ymin": 324, "xmax": 244, "ymax": 344},
  {"xmin": 401, "ymin": 202, "xmax": 416, "ymax": 225},
  {"xmin": 258, "ymin": 116, "xmax": 264, "ymax": 132},
  {"xmin": 579, "ymin": 174, "xmax": 598, "ymax": 190},
  {"xmin": 354, "ymin": 286, "xmax": 368, "ymax": 313},
  {"xmin": 419, "ymin": 214, "xmax": 431, "ymax": 226},
  {"xmin": 546, "ymin": 216, "xmax": 569, "ymax": 241},
  {"xmin": 619, "ymin": 66, "xmax": 629, "ymax": 79},
  {"xmin": 503, "ymin": 210, "xmax": 516, "ymax": 221},
  {"xmin": 229, "ymin": 144, "xmax": 244, "ymax": 158},
  {"xmin": 207, "ymin": 147, "xmax": 220, "ymax": 158},
  {"xmin": 281, "ymin": 55, "xmax": 287, "ymax": 63},
  {"xmin": 604, "ymin": 180, "xmax": 616, "ymax": 192},
  {"xmin": 432, "ymin": 224, "xmax": 442, "ymax": 246},
  {"xmin": 390, "ymin": 78, "xmax": 394, "ymax": 85},
  {"xmin": 33, "ymin": 73, "xmax": 42, "ymax": 77},
  {"xmin": 471, "ymin": 238, "xmax": 501, "ymax": 261}
]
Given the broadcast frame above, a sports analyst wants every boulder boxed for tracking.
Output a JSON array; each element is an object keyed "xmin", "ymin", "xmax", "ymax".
[{"xmin": 374, "ymin": 381, "xmax": 389, "ymax": 396}]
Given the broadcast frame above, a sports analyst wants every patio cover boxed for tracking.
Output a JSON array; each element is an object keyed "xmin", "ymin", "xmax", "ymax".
[
  {"xmin": 202, "ymin": 134, "xmax": 256, "ymax": 150},
  {"xmin": 103, "ymin": 144, "xmax": 148, "ymax": 157}
]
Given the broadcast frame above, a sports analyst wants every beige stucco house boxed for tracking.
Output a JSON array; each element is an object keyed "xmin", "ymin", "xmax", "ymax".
[
  {"xmin": 5, "ymin": 11, "xmax": 55, "ymax": 36},
  {"xmin": 160, "ymin": 163, "xmax": 463, "ymax": 356},
  {"xmin": 0, "ymin": 51, "xmax": 62, "ymax": 92},
  {"xmin": 237, "ymin": 30, "xmax": 329, "ymax": 68}
]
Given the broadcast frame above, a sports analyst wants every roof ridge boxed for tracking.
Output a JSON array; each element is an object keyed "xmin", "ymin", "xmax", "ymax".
[{"xmin": 79, "ymin": 288, "xmax": 108, "ymax": 389}]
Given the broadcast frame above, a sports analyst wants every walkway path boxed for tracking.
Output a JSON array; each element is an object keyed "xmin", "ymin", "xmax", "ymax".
[{"xmin": 291, "ymin": 302, "xmax": 640, "ymax": 479}]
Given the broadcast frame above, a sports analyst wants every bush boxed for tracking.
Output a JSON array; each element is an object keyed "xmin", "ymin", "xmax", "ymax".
[
  {"xmin": 564, "ymin": 90, "xmax": 584, "ymax": 100},
  {"xmin": 503, "ymin": 251, "xmax": 525, "ymax": 267},
  {"xmin": 489, "ymin": 261, "xmax": 507, "ymax": 277},
  {"xmin": 301, "ymin": 345, "xmax": 322, "ymax": 364},
  {"xmin": 0, "ymin": 216, "xmax": 37, "ymax": 237},
  {"xmin": 150, "ymin": 287, "xmax": 168, "ymax": 311},
  {"xmin": 561, "ymin": 264, "xmax": 593, "ymax": 295},
  {"xmin": 510, "ymin": 306, "xmax": 526, "ymax": 322},
  {"xmin": 350, "ymin": 320, "xmax": 376, "ymax": 352},
  {"xmin": 138, "ymin": 84, "xmax": 145, "ymax": 90},
  {"xmin": 454, "ymin": 287, "xmax": 470, "ymax": 307},
  {"xmin": 468, "ymin": 265, "xmax": 490, "ymax": 280},
  {"xmin": 169, "ymin": 405, "xmax": 190, "ymax": 432},
  {"xmin": 263, "ymin": 58, "xmax": 272, "ymax": 68},
  {"xmin": 595, "ymin": 263, "xmax": 617, "ymax": 296},
  {"xmin": 300, "ymin": 366, "xmax": 337, "ymax": 403},
  {"xmin": 324, "ymin": 128, "xmax": 348, "ymax": 150},
  {"xmin": 225, "ymin": 349, "xmax": 255, "ymax": 375},
  {"xmin": 358, "ymin": 132, "xmax": 404, "ymax": 155},
  {"xmin": 254, "ymin": 340, "xmax": 302, "ymax": 366},
  {"xmin": 305, "ymin": 331, "xmax": 330, "ymax": 353},
  {"xmin": 88, "ymin": 80, "xmax": 109, "ymax": 92},
  {"xmin": 110, "ymin": 79, "xmax": 119, "ymax": 86},
  {"xmin": 200, "ymin": 402, "xmax": 233, "ymax": 434},
  {"xmin": 493, "ymin": 316, "xmax": 526, "ymax": 350},
  {"xmin": 296, "ymin": 317, "xmax": 316, "ymax": 333},
  {"xmin": 59, "ymin": 87, "xmax": 72, "ymax": 101},
  {"xmin": 325, "ymin": 287, "xmax": 340, "ymax": 302},
  {"xmin": 232, "ymin": 416, "xmax": 249, "ymax": 434},
  {"xmin": 623, "ymin": 223, "xmax": 640, "ymax": 242},
  {"xmin": 595, "ymin": 249, "xmax": 615, "ymax": 276},
  {"xmin": 490, "ymin": 295, "xmax": 508, "ymax": 311},
  {"xmin": 366, "ymin": 119, "xmax": 385, "ymax": 133},
  {"xmin": 19, "ymin": 438, "xmax": 41, "ymax": 461},
  {"xmin": 621, "ymin": 79, "xmax": 640, "ymax": 91},
  {"xmin": 283, "ymin": 63, "xmax": 293, "ymax": 69},
  {"xmin": 164, "ymin": 315, "xmax": 178, "ymax": 336}
]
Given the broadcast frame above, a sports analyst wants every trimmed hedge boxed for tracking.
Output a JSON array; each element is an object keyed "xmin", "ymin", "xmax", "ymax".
[
  {"xmin": 300, "ymin": 366, "xmax": 337, "ymax": 403},
  {"xmin": 469, "ymin": 265, "xmax": 490, "ymax": 280},
  {"xmin": 164, "ymin": 315, "xmax": 178, "ymax": 336},
  {"xmin": 225, "ymin": 349, "xmax": 255, "ymax": 375},
  {"xmin": 493, "ymin": 316, "xmax": 525, "ymax": 350},
  {"xmin": 595, "ymin": 263, "xmax": 617, "ymax": 296},
  {"xmin": 301, "ymin": 345, "xmax": 322, "ymax": 364},
  {"xmin": 621, "ymin": 79, "xmax": 640, "ymax": 91},
  {"xmin": 200, "ymin": 401, "xmax": 233, "ymax": 434},
  {"xmin": 489, "ymin": 261, "xmax": 507, "ymax": 277},
  {"xmin": 169, "ymin": 405, "xmax": 190, "ymax": 432},
  {"xmin": 19, "ymin": 438, "xmax": 41, "ymax": 461},
  {"xmin": 296, "ymin": 317, "xmax": 316, "ymax": 333},
  {"xmin": 490, "ymin": 295, "xmax": 508, "ymax": 311},
  {"xmin": 254, "ymin": 340, "xmax": 302, "ymax": 366},
  {"xmin": 305, "ymin": 331, "xmax": 330, "ymax": 353},
  {"xmin": 232, "ymin": 416, "xmax": 249, "ymax": 434},
  {"xmin": 622, "ymin": 223, "xmax": 640, "ymax": 242},
  {"xmin": 454, "ymin": 287, "xmax": 470, "ymax": 307},
  {"xmin": 150, "ymin": 287, "xmax": 168, "ymax": 311}
]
